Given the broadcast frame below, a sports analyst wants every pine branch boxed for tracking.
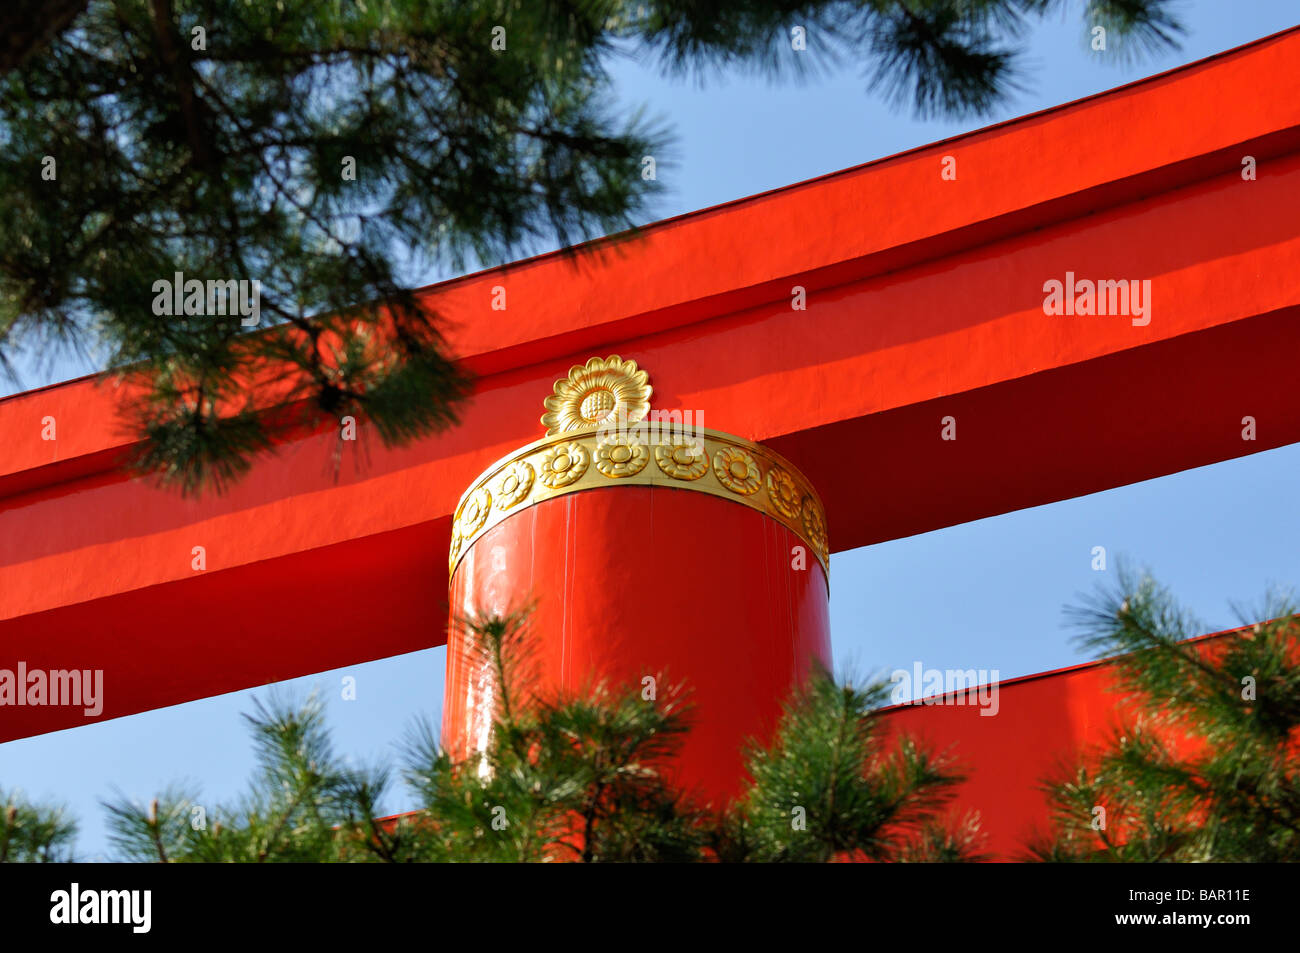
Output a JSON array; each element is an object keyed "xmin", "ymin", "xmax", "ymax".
[{"xmin": 1041, "ymin": 566, "xmax": 1300, "ymax": 861}]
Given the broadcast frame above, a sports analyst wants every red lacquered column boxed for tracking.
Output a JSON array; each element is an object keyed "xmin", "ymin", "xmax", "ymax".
[{"xmin": 442, "ymin": 356, "xmax": 830, "ymax": 805}]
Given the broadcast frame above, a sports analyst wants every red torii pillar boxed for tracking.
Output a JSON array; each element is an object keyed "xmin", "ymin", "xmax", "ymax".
[{"xmin": 441, "ymin": 356, "xmax": 830, "ymax": 801}]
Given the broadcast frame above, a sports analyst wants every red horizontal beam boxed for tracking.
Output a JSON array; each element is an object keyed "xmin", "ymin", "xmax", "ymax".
[
  {"xmin": 877, "ymin": 630, "xmax": 1243, "ymax": 861},
  {"xmin": 0, "ymin": 523, "xmax": 444, "ymax": 744}
]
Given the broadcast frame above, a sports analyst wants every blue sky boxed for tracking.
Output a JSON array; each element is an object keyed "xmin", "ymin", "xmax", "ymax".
[{"xmin": 3, "ymin": 3, "xmax": 1299, "ymax": 858}]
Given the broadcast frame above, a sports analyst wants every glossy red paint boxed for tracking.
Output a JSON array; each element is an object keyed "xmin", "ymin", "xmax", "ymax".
[
  {"xmin": 0, "ymin": 522, "xmax": 446, "ymax": 743},
  {"xmin": 875, "ymin": 632, "xmax": 1240, "ymax": 860},
  {"xmin": 444, "ymin": 485, "xmax": 831, "ymax": 805},
  {"xmin": 877, "ymin": 659, "xmax": 1123, "ymax": 860}
]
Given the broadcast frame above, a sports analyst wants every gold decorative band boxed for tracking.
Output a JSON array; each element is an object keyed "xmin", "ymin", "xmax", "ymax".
[{"xmin": 449, "ymin": 426, "xmax": 829, "ymax": 578}]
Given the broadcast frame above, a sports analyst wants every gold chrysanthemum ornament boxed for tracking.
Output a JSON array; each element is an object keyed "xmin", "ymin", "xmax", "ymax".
[
  {"xmin": 655, "ymin": 435, "xmax": 708, "ymax": 480},
  {"xmin": 595, "ymin": 432, "xmax": 649, "ymax": 477},
  {"xmin": 494, "ymin": 461, "xmax": 535, "ymax": 510},
  {"xmin": 765, "ymin": 466, "xmax": 801, "ymax": 518},
  {"xmin": 541, "ymin": 355, "xmax": 651, "ymax": 435},
  {"xmin": 448, "ymin": 353, "xmax": 830, "ymax": 579},
  {"xmin": 713, "ymin": 446, "xmax": 761, "ymax": 495},
  {"xmin": 539, "ymin": 441, "xmax": 590, "ymax": 488}
]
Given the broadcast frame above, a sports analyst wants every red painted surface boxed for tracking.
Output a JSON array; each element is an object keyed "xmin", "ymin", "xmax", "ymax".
[
  {"xmin": 877, "ymin": 657, "xmax": 1126, "ymax": 860},
  {"xmin": 875, "ymin": 632, "xmax": 1245, "ymax": 860},
  {"xmin": 0, "ymin": 522, "xmax": 446, "ymax": 743},
  {"xmin": 444, "ymin": 486, "xmax": 831, "ymax": 805}
]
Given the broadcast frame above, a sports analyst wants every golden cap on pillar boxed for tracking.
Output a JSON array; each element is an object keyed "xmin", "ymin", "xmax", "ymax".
[{"xmin": 449, "ymin": 355, "xmax": 829, "ymax": 578}]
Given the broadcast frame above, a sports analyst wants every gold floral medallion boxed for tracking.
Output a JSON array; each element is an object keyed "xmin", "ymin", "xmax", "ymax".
[
  {"xmin": 539, "ymin": 441, "xmax": 590, "ymax": 488},
  {"xmin": 595, "ymin": 433, "xmax": 649, "ymax": 478},
  {"xmin": 713, "ymin": 446, "xmax": 761, "ymax": 495},
  {"xmin": 456, "ymin": 487, "xmax": 491, "ymax": 538},
  {"xmin": 766, "ymin": 466, "xmax": 801, "ymax": 518},
  {"xmin": 654, "ymin": 436, "xmax": 708, "ymax": 480},
  {"xmin": 495, "ymin": 461, "xmax": 535, "ymax": 510},
  {"xmin": 801, "ymin": 495, "xmax": 828, "ymax": 554},
  {"xmin": 541, "ymin": 355, "xmax": 652, "ymax": 435}
]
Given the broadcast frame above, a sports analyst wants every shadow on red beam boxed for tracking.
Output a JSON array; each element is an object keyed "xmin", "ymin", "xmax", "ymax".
[{"xmin": 770, "ymin": 305, "xmax": 1300, "ymax": 552}]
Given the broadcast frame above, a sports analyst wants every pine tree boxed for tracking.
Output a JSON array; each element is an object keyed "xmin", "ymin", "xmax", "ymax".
[
  {"xmin": 0, "ymin": 789, "xmax": 78, "ymax": 862},
  {"xmin": 1031, "ymin": 564, "xmax": 1300, "ymax": 862},
  {"xmin": 719, "ymin": 672, "xmax": 984, "ymax": 862},
  {"xmin": 0, "ymin": 0, "xmax": 1183, "ymax": 493},
  {"xmin": 100, "ymin": 697, "xmax": 401, "ymax": 862}
]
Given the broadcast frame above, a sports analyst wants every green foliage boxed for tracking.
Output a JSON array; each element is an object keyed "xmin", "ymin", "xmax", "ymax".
[
  {"xmin": 11, "ymin": 569, "xmax": 1295, "ymax": 864},
  {"xmin": 0, "ymin": 0, "xmax": 1182, "ymax": 493},
  {"xmin": 102, "ymin": 694, "xmax": 398, "ymax": 862},
  {"xmin": 724, "ymin": 672, "xmax": 981, "ymax": 861},
  {"xmin": 0, "ymin": 788, "xmax": 78, "ymax": 862},
  {"xmin": 1031, "ymin": 564, "xmax": 1300, "ymax": 862}
]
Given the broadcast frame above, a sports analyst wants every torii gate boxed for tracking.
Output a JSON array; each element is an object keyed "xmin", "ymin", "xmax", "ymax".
[{"xmin": 2, "ymin": 27, "xmax": 1298, "ymax": 858}]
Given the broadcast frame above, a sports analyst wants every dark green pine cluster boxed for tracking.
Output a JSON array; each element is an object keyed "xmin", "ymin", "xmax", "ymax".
[
  {"xmin": 0, "ymin": 0, "xmax": 1182, "ymax": 494},
  {"xmin": 0, "ymin": 792, "xmax": 78, "ymax": 862},
  {"xmin": 1031, "ymin": 565, "xmax": 1300, "ymax": 862},
  {"xmin": 718, "ymin": 675, "xmax": 983, "ymax": 862}
]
